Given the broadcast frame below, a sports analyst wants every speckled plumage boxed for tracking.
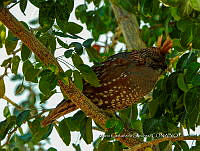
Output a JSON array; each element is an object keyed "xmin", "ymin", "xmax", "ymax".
[{"xmin": 42, "ymin": 38, "xmax": 172, "ymax": 126}]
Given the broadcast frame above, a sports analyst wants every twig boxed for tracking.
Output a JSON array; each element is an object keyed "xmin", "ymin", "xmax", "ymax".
[
  {"xmin": 7, "ymin": 1, "xmax": 20, "ymax": 9},
  {"xmin": 57, "ymin": 58, "xmax": 72, "ymax": 69},
  {"xmin": 1, "ymin": 126, "xmax": 18, "ymax": 147},
  {"xmin": 2, "ymin": 95, "xmax": 24, "ymax": 110},
  {"xmin": 127, "ymin": 136, "xmax": 200, "ymax": 151},
  {"xmin": 0, "ymin": 67, "xmax": 8, "ymax": 79},
  {"xmin": 12, "ymin": 48, "xmax": 21, "ymax": 55}
]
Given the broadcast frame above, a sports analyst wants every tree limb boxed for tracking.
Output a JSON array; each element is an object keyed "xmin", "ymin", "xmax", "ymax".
[
  {"xmin": 0, "ymin": 7, "xmax": 142, "ymax": 148},
  {"xmin": 110, "ymin": 1, "xmax": 146, "ymax": 50},
  {"xmin": 127, "ymin": 136, "xmax": 200, "ymax": 151}
]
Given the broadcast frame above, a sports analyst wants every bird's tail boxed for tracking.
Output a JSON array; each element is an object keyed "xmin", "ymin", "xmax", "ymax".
[{"xmin": 41, "ymin": 99, "xmax": 78, "ymax": 127}]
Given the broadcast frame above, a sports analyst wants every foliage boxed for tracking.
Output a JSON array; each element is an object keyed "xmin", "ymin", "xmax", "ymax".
[{"xmin": 0, "ymin": 0, "xmax": 200, "ymax": 150}]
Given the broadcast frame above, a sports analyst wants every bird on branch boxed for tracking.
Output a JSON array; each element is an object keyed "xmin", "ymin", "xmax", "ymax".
[{"xmin": 41, "ymin": 36, "xmax": 173, "ymax": 127}]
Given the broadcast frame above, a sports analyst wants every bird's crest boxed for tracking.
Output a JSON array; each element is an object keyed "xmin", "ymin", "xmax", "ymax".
[{"xmin": 157, "ymin": 35, "xmax": 173, "ymax": 54}]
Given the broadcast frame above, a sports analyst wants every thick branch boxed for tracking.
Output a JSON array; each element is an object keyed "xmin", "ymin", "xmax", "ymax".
[
  {"xmin": 0, "ymin": 7, "xmax": 141, "ymax": 147},
  {"xmin": 128, "ymin": 136, "xmax": 200, "ymax": 151},
  {"xmin": 110, "ymin": 1, "xmax": 146, "ymax": 50}
]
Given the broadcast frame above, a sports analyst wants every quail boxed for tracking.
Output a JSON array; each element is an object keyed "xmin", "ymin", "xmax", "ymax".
[{"xmin": 42, "ymin": 36, "xmax": 172, "ymax": 126}]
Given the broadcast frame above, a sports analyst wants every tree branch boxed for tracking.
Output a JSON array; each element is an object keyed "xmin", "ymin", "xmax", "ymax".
[
  {"xmin": 127, "ymin": 136, "xmax": 200, "ymax": 151},
  {"xmin": 110, "ymin": 1, "xmax": 146, "ymax": 50},
  {"xmin": 0, "ymin": 7, "xmax": 141, "ymax": 148}
]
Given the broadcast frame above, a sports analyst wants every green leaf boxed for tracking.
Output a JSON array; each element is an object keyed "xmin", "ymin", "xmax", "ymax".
[
  {"xmin": 192, "ymin": 74, "xmax": 200, "ymax": 86},
  {"xmin": 114, "ymin": 120, "xmax": 124, "ymax": 134},
  {"xmin": 80, "ymin": 117, "xmax": 93, "ymax": 144},
  {"xmin": 83, "ymin": 38, "xmax": 94, "ymax": 48},
  {"xmin": 85, "ymin": 118, "xmax": 93, "ymax": 143},
  {"xmin": 55, "ymin": 119, "xmax": 71, "ymax": 146},
  {"xmin": 39, "ymin": 1, "xmax": 55, "ymax": 31},
  {"xmin": 21, "ymin": 44, "xmax": 31, "ymax": 61},
  {"xmin": 29, "ymin": 0, "xmax": 44, "ymax": 8},
  {"xmin": 39, "ymin": 73, "xmax": 57, "ymax": 95},
  {"xmin": 39, "ymin": 89, "xmax": 56, "ymax": 104},
  {"xmin": 98, "ymin": 141, "xmax": 114, "ymax": 151},
  {"xmin": 69, "ymin": 42, "xmax": 83, "ymax": 55},
  {"xmin": 0, "ymin": 24, "xmax": 6, "ymax": 47},
  {"xmin": 48, "ymin": 147, "xmax": 57, "ymax": 151},
  {"xmin": 59, "ymin": 22, "xmax": 83, "ymax": 34},
  {"xmin": 170, "ymin": 8, "xmax": 181, "ymax": 21},
  {"xmin": 148, "ymin": 100, "xmax": 159, "ymax": 117},
  {"xmin": 1, "ymin": 57, "xmax": 12, "ymax": 67},
  {"xmin": 55, "ymin": 0, "xmax": 74, "ymax": 32},
  {"xmin": 79, "ymin": 64, "xmax": 100, "ymax": 87},
  {"xmin": 178, "ymin": 0, "xmax": 193, "ymax": 17},
  {"xmin": 64, "ymin": 49, "xmax": 74, "ymax": 58},
  {"xmin": 22, "ymin": 60, "xmax": 33, "ymax": 75},
  {"xmin": 15, "ymin": 84, "xmax": 25, "ymax": 95},
  {"xmin": 184, "ymin": 87, "xmax": 200, "ymax": 114},
  {"xmin": 0, "ymin": 78, "xmax": 5, "ymax": 98},
  {"xmin": 75, "ymin": 4, "xmax": 87, "ymax": 23},
  {"xmin": 106, "ymin": 118, "xmax": 117, "ymax": 128},
  {"xmin": 190, "ymin": 0, "xmax": 200, "ymax": 11},
  {"xmin": 177, "ymin": 73, "xmax": 188, "ymax": 92},
  {"xmin": 72, "ymin": 53, "xmax": 83, "ymax": 69},
  {"xmin": 22, "ymin": 60, "xmax": 40, "ymax": 82},
  {"xmin": 0, "ymin": 116, "xmax": 16, "ymax": 140},
  {"xmin": 159, "ymin": 0, "xmax": 182, "ymax": 7},
  {"xmin": 20, "ymin": 0, "xmax": 27, "ymax": 15},
  {"xmin": 57, "ymin": 38, "xmax": 69, "ymax": 49},
  {"xmin": 5, "ymin": 31, "xmax": 18, "ymax": 55},
  {"xmin": 180, "ymin": 28, "xmax": 193, "ymax": 48},
  {"xmin": 85, "ymin": 47, "xmax": 102, "ymax": 63},
  {"xmin": 131, "ymin": 120, "xmax": 143, "ymax": 134},
  {"xmin": 25, "ymin": 68, "xmax": 40, "ymax": 83},
  {"xmin": 16, "ymin": 110, "xmax": 31, "ymax": 127},
  {"xmin": 11, "ymin": 55, "xmax": 20, "ymax": 75},
  {"xmin": 39, "ymin": 33, "xmax": 56, "ymax": 55},
  {"xmin": 72, "ymin": 144, "xmax": 81, "ymax": 151},
  {"xmin": 185, "ymin": 62, "xmax": 200, "ymax": 82},
  {"xmin": 3, "ymin": 106, "xmax": 11, "ymax": 118},
  {"xmin": 176, "ymin": 52, "xmax": 197, "ymax": 71},
  {"xmin": 73, "ymin": 70, "xmax": 83, "ymax": 91},
  {"xmin": 66, "ymin": 110, "xmax": 86, "ymax": 131},
  {"xmin": 190, "ymin": 145, "xmax": 200, "ymax": 151},
  {"xmin": 28, "ymin": 118, "xmax": 53, "ymax": 143}
]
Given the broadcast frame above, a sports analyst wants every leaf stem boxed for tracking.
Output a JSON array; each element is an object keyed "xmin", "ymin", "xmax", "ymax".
[{"xmin": 2, "ymin": 95, "xmax": 24, "ymax": 110}]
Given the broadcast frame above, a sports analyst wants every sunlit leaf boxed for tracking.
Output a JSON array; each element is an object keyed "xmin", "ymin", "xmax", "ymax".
[
  {"xmin": 72, "ymin": 53, "xmax": 83, "ymax": 69},
  {"xmin": 55, "ymin": 119, "xmax": 71, "ymax": 146},
  {"xmin": 177, "ymin": 73, "xmax": 188, "ymax": 92},
  {"xmin": 73, "ymin": 70, "xmax": 83, "ymax": 91},
  {"xmin": 11, "ymin": 55, "xmax": 20, "ymax": 75},
  {"xmin": 39, "ymin": 1, "xmax": 55, "ymax": 31},
  {"xmin": 0, "ymin": 78, "xmax": 5, "ymax": 98},
  {"xmin": 5, "ymin": 31, "xmax": 18, "ymax": 55},
  {"xmin": 190, "ymin": 0, "xmax": 200, "ymax": 11},
  {"xmin": 21, "ymin": 44, "xmax": 31, "ymax": 61},
  {"xmin": 20, "ymin": 0, "xmax": 27, "ymax": 15},
  {"xmin": 79, "ymin": 64, "xmax": 100, "ymax": 87},
  {"xmin": 16, "ymin": 110, "xmax": 31, "ymax": 127}
]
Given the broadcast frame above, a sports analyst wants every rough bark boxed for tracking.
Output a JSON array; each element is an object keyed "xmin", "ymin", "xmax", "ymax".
[{"xmin": 110, "ymin": 1, "xmax": 146, "ymax": 50}]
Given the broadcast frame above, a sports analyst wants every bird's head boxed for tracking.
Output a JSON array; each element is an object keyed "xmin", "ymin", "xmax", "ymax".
[{"xmin": 139, "ymin": 36, "xmax": 173, "ymax": 72}]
